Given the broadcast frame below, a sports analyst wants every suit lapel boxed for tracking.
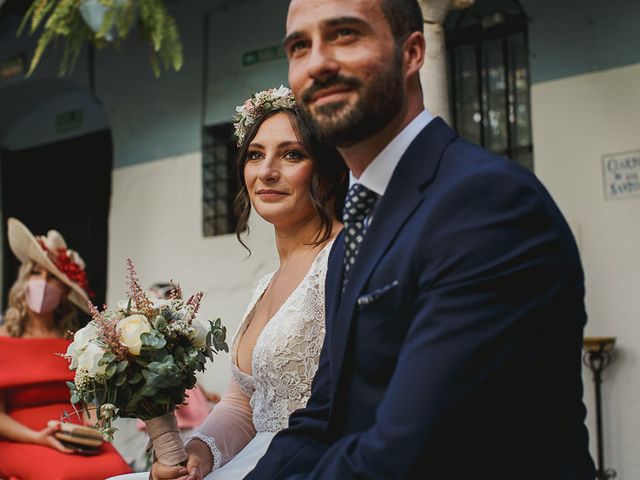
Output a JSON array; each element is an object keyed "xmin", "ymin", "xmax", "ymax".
[
  {"xmin": 325, "ymin": 230, "xmax": 345, "ymax": 339},
  {"xmin": 327, "ymin": 118, "xmax": 458, "ymax": 401}
]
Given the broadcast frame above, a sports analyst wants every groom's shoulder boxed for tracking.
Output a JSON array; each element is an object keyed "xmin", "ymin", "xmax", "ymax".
[
  {"xmin": 436, "ymin": 136, "xmax": 545, "ymax": 196},
  {"xmin": 410, "ymin": 135, "xmax": 568, "ymax": 230},
  {"xmin": 407, "ymin": 119, "xmax": 536, "ymax": 188},
  {"xmin": 443, "ymin": 136, "xmax": 525, "ymax": 174}
]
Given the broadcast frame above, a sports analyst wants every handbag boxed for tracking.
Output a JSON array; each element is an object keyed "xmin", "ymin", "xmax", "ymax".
[{"xmin": 49, "ymin": 420, "xmax": 104, "ymax": 454}]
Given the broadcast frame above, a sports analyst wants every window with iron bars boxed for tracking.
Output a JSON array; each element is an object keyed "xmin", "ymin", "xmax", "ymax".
[
  {"xmin": 446, "ymin": 6, "xmax": 533, "ymax": 170},
  {"xmin": 202, "ymin": 123, "xmax": 240, "ymax": 237}
]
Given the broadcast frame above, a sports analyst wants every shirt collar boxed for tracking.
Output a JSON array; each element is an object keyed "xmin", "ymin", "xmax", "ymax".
[{"xmin": 349, "ymin": 109, "xmax": 434, "ymax": 196}]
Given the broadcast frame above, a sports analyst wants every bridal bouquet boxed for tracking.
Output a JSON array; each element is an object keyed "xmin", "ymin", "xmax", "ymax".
[{"xmin": 65, "ymin": 259, "xmax": 228, "ymax": 465}]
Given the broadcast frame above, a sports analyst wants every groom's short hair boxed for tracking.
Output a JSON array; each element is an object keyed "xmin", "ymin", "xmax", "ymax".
[{"xmin": 380, "ymin": 0, "xmax": 424, "ymax": 43}]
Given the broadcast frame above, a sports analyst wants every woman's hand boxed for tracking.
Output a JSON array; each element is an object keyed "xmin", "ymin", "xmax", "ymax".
[
  {"xmin": 31, "ymin": 421, "xmax": 74, "ymax": 453},
  {"xmin": 150, "ymin": 439, "xmax": 212, "ymax": 480},
  {"xmin": 150, "ymin": 454, "xmax": 202, "ymax": 480}
]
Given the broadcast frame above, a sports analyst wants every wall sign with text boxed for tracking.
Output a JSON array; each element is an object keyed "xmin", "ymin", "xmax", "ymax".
[
  {"xmin": 241, "ymin": 45, "xmax": 285, "ymax": 67},
  {"xmin": 602, "ymin": 149, "xmax": 640, "ymax": 201},
  {"xmin": 55, "ymin": 109, "xmax": 84, "ymax": 134}
]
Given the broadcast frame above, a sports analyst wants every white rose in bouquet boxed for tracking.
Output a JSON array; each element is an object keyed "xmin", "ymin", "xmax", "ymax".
[
  {"xmin": 77, "ymin": 341, "xmax": 107, "ymax": 376},
  {"xmin": 66, "ymin": 322, "xmax": 99, "ymax": 369},
  {"xmin": 190, "ymin": 316, "xmax": 212, "ymax": 348},
  {"xmin": 117, "ymin": 314, "xmax": 151, "ymax": 355}
]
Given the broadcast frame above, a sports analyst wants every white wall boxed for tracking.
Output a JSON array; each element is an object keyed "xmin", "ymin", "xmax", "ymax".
[
  {"xmin": 108, "ymin": 151, "xmax": 278, "ymax": 394},
  {"xmin": 532, "ymin": 62, "xmax": 640, "ymax": 478}
]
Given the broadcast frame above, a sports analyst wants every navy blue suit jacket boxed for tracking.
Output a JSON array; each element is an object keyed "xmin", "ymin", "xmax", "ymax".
[{"xmin": 246, "ymin": 119, "xmax": 595, "ymax": 479}]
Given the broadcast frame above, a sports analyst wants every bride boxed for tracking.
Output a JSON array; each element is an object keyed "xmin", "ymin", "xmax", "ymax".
[{"xmin": 121, "ymin": 87, "xmax": 346, "ymax": 480}]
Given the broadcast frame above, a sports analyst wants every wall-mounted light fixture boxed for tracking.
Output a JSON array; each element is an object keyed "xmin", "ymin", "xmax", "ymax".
[{"xmin": 583, "ymin": 337, "xmax": 617, "ymax": 480}]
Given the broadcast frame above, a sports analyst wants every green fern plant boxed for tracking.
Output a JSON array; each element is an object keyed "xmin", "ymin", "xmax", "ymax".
[{"xmin": 18, "ymin": 0, "xmax": 183, "ymax": 77}]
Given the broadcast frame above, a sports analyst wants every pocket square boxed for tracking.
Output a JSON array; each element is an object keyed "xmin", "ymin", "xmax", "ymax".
[{"xmin": 357, "ymin": 280, "xmax": 400, "ymax": 308}]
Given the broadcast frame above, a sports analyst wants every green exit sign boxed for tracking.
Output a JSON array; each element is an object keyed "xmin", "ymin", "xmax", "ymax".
[
  {"xmin": 242, "ymin": 45, "xmax": 285, "ymax": 67},
  {"xmin": 55, "ymin": 110, "xmax": 83, "ymax": 134}
]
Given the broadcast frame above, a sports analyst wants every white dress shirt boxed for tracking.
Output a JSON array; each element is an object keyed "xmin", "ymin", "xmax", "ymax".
[{"xmin": 350, "ymin": 109, "xmax": 434, "ymax": 196}]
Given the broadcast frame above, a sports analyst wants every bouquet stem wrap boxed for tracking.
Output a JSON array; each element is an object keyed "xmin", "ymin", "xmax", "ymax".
[{"xmin": 145, "ymin": 412, "xmax": 187, "ymax": 466}]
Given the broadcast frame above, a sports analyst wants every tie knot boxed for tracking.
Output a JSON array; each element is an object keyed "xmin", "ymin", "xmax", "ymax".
[{"xmin": 342, "ymin": 183, "xmax": 379, "ymax": 225}]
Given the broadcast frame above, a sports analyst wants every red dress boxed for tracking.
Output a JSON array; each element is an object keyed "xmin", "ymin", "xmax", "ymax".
[{"xmin": 0, "ymin": 336, "xmax": 132, "ymax": 480}]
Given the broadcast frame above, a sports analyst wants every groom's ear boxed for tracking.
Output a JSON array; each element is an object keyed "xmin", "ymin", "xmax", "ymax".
[{"xmin": 403, "ymin": 31, "xmax": 426, "ymax": 80}]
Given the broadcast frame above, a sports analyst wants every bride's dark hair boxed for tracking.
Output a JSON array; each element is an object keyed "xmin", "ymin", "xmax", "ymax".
[{"xmin": 233, "ymin": 107, "xmax": 347, "ymax": 252}]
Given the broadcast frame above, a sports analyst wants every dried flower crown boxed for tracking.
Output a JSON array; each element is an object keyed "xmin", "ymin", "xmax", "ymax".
[{"xmin": 233, "ymin": 86, "xmax": 297, "ymax": 146}]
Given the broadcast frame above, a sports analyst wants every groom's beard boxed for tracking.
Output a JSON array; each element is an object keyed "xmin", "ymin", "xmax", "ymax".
[{"xmin": 299, "ymin": 50, "xmax": 405, "ymax": 148}]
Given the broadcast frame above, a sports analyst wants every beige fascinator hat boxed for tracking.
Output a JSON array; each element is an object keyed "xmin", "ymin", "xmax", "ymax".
[{"xmin": 7, "ymin": 217, "xmax": 92, "ymax": 313}]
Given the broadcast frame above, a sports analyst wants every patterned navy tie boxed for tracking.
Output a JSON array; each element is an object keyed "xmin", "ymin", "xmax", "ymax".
[{"xmin": 342, "ymin": 183, "xmax": 379, "ymax": 287}]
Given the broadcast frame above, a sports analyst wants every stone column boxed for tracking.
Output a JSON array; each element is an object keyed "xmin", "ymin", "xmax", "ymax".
[{"xmin": 418, "ymin": 0, "xmax": 474, "ymax": 124}]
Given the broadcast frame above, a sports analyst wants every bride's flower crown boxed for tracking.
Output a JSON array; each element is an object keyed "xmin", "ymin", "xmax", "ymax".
[{"xmin": 233, "ymin": 85, "xmax": 297, "ymax": 146}]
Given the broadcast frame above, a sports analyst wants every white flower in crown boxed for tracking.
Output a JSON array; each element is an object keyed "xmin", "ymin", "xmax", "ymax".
[
  {"xmin": 272, "ymin": 85, "xmax": 290, "ymax": 99},
  {"xmin": 233, "ymin": 85, "xmax": 297, "ymax": 146}
]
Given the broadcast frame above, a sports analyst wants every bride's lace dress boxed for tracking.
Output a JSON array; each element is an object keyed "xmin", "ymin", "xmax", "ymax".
[
  {"xmin": 193, "ymin": 241, "xmax": 332, "ymax": 478},
  {"xmin": 232, "ymin": 262, "xmax": 326, "ymax": 433}
]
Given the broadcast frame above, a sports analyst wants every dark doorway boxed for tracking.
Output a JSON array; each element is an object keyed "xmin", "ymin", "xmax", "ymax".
[{"xmin": 1, "ymin": 130, "xmax": 112, "ymax": 320}]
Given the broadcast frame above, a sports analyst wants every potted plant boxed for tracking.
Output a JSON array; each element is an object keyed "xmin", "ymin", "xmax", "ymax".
[{"xmin": 18, "ymin": 0, "xmax": 183, "ymax": 77}]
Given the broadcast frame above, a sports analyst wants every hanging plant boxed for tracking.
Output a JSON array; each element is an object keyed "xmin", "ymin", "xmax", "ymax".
[{"xmin": 18, "ymin": 0, "xmax": 183, "ymax": 77}]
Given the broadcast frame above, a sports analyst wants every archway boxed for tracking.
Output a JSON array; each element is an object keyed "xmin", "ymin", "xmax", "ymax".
[{"xmin": 0, "ymin": 78, "xmax": 112, "ymax": 314}]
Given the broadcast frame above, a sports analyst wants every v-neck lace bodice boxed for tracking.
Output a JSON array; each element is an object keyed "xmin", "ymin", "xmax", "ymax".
[{"xmin": 229, "ymin": 241, "xmax": 332, "ymax": 433}]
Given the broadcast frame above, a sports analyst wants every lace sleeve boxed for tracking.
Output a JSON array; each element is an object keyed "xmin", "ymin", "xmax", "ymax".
[{"xmin": 188, "ymin": 376, "xmax": 256, "ymax": 470}]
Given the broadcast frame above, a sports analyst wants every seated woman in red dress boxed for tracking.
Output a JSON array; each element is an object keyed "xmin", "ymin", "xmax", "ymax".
[{"xmin": 0, "ymin": 218, "xmax": 132, "ymax": 480}]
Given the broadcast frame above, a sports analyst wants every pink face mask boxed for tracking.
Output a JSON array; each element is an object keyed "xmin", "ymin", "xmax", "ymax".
[{"xmin": 25, "ymin": 278, "xmax": 63, "ymax": 314}]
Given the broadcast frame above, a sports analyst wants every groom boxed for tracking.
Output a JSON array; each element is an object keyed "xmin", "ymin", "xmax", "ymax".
[{"xmin": 247, "ymin": 0, "xmax": 595, "ymax": 478}]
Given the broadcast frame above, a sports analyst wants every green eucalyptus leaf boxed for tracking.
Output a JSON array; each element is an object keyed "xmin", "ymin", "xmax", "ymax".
[
  {"xmin": 140, "ymin": 385, "xmax": 158, "ymax": 397},
  {"xmin": 204, "ymin": 347, "xmax": 214, "ymax": 362},
  {"xmin": 116, "ymin": 360, "xmax": 129, "ymax": 372},
  {"xmin": 141, "ymin": 331, "xmax": 166, "ymax": 349},
  {"xmin": 105, "ymin": 363, "xmax": 117, "ymax": 378},
  {"xmin": 153, "ymin": 315, "xmax": 167, "ymax": 331},
  {"xmin": 144, "ymin": 371, "xmax": 158, "ymax": 386},
  {"xmin": 115, "ymin": 374, "xmax": 127, "ymax": 387},
  {"xmin": 135, "ymin": 357, "xmax": 149, "ymax": 367}
]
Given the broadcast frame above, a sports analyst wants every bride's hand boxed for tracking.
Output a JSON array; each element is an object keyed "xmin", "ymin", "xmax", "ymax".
[
  {"xmin": 150, "ymin": 452, "xmax": 205, "ymax": 480},
  {"xmin": 183, "ymin": 438, "xmax": 214, "ymax": 479},
  {"xmin": 149, "ymin": 462, "xmax": 190, "ymax": 480},
  {"xmin": 150, "ymin": 438, "xmax": 212, "ymax": 480}
]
